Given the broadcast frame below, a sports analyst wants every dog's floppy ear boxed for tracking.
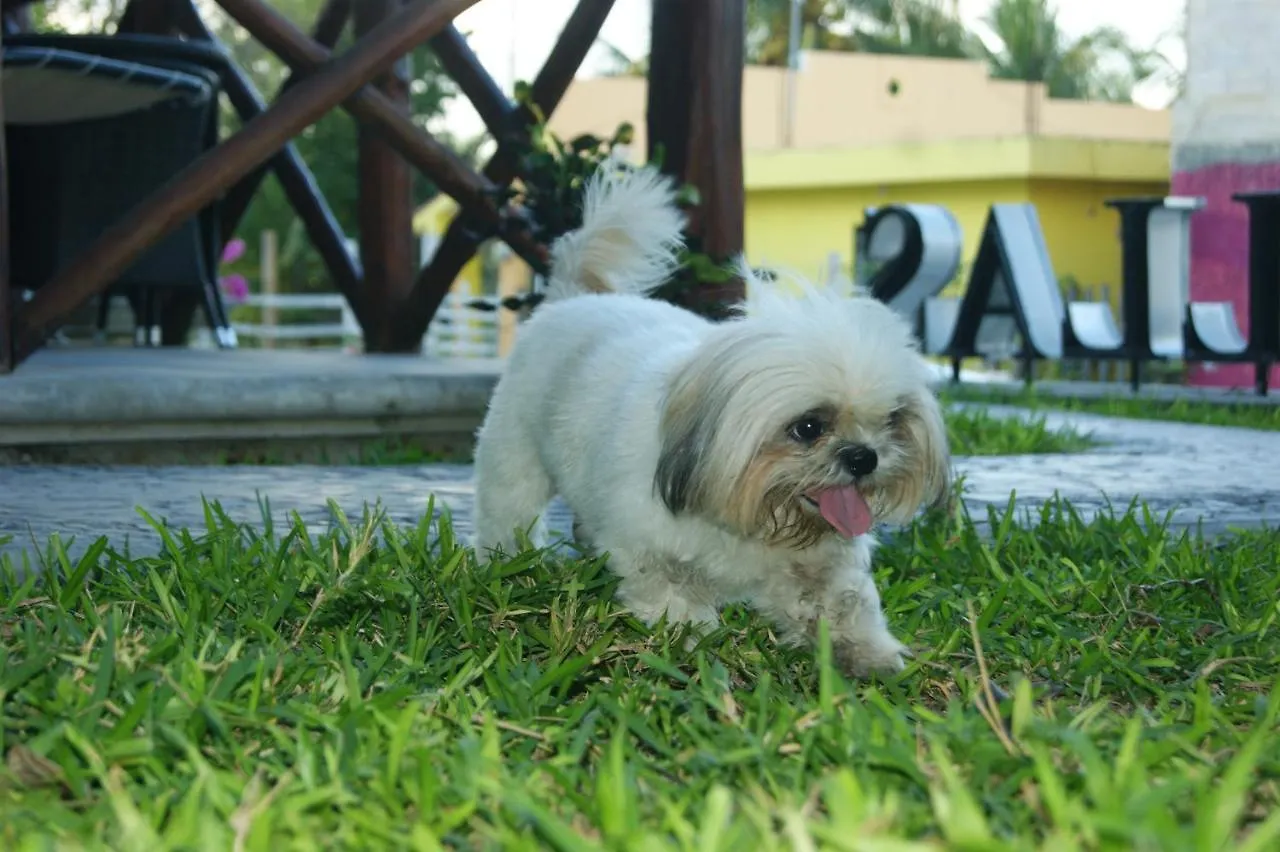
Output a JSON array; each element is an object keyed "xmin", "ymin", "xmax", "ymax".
[
  {"xmin": 882, "ymin": 386, "xmax": 953, "ymax": 522},
  {"xmin": 654, "ymin": 372, "xmax": 717, "ymax": 516}
]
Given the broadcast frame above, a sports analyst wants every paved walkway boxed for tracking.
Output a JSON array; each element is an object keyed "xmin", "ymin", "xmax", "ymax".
[{"xmin": 3, "ymin": 408, "xmax": 1278, "ymax": 566}]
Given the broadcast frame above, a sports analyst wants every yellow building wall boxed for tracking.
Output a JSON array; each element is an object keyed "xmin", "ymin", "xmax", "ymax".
[
  {"xmin": 744, "ymin": 174, "xmax": 1168, "ymax": 305},
  {"xmin": 412, "ymin": 195, "xmax": 484, "ymax": 296},
  {"xmin": 744, "ymin": 179, "xmax": 1031, "ymax": 291},
  {"xmin": 1028, "ymin": 177, "xmax": 1170, "ymax": 307}
]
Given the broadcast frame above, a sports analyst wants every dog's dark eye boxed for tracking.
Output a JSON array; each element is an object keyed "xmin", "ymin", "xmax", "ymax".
[{"xmin": 787, "ymin": 416, "xmax": 826, "ymax": 444}]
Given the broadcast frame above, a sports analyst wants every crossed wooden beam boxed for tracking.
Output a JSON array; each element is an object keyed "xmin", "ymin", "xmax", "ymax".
[{"xmin": 2, "ymin": 0, "xmax": 617, "ymax": 369}]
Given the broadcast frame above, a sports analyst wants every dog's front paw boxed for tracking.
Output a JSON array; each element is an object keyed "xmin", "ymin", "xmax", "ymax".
[{"xmin": 833, "ymin": 634, "xmax": 910, "ymax": 678}]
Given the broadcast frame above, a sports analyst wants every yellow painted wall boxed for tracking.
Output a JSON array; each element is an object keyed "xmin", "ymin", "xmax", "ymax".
[
  {"xmin": 412, "ymin": 194, "xmax": 484, "ymax": 296},
  {"xmin": 742, "ymin": 138, "xmax": 1169, "ymax": 305},
  {"xmin": 1028, "ymin": 178, "xmax": 1169, "ymax": 306},
  {"xmin": 745, "ymin": 179, "xmax": 1031, "ymax": 290}
]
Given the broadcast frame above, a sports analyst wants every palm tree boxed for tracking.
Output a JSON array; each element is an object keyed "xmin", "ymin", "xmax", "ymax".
[
  {"xmin": 596, "ymin": 39, "xmax": 648, "ymax": 78},
  {"xmin": 746, "ymin": 0, "xmax": 977, "ymax": 65},
  {"xmin": 845, "ymin": 0, "xmax": 978, "ymax": 59},
  {"xmin": 746, "ymin": 1, "xmax": 850, "ymax": 66},
  {"xmin": 980, "ymin": 0, "xmax": 1158, "ymax": 103}
]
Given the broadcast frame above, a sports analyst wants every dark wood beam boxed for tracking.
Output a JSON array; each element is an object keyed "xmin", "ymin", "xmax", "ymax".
[
  {"xmin": 214, "ymin": 0, "xmax": 545, "ymax": 272},
  {"xmin": 430, "ymin": 25, "xmax": 513, "ymax": 141},
  {"xmin": 401, "ymin": 0, "xmax": 617, "ymax": 343},
  {"xmin": 354, "ymin": 0, "xmax": 416, "ymax": 351},
  {"xmin": 11, "ymin": 0, "xmax": 483, "ymax": 362},
  {"xmin": 205, "ymin": 0, "xmax": 353, "ymax": 240},
  {"xmin": 176, "ymin": 0, "xmax": 364, "ymax": 323}
]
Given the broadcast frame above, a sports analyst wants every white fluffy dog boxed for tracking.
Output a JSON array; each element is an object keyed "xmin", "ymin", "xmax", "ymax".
[{"xmin": 472, "ymin": 166, "xmax": 952, "ymax": 676}]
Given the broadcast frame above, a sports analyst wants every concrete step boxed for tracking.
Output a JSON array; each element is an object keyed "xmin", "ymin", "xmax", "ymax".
[{"xmin": 0, "ymin": 347, "xmax": 503, "ymax": 463}]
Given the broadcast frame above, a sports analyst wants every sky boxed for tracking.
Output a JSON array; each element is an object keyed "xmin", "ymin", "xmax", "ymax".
[{"xmin": 440, "ymin": 0, "xmax": 1186, "ymax": 138}]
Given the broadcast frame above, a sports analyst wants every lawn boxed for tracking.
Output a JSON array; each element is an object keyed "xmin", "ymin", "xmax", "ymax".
[
  {"xmin": 3, "ymin": 498, "xmax": 1277, "ymax": 849},
  {"xmin": 940, "ymin": 385, "xmax": 1280, "ymax": 432},
  {"xmin": 213, "ymin": 407, "xmax": 1096, "ymax": 467},
  {"xmin": 944, "ymin": 407, "xmax": 1094, "ymax": 457}
]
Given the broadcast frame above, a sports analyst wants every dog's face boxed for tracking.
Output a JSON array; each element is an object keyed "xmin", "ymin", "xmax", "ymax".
[{"xmin": 655, "ymin": 288, "xmax": 951, "ymax": 548}]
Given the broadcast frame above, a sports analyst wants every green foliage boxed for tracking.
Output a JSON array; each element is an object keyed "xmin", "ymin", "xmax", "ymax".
[
  {"xmin": 504, "ymin": 114, "xmax": 640, "ymax": 247},
  {"xmin": 748, "ymin": 0, "xmax": 982, "ymax": 64},
  {"xmin": 503, "ymin": 107, "xmax": 741, "ymax": 319},
  {"xmin": 25, "ymin": 0, "xmax": 127, "ymax": 34},
  {"xmin": 596, "ymin": 39, "xmax": 649, "ymax": 78},
  {"xmin": 745, "ymin": 0, "xmax": 1163, "ymax": 105},
  {"xmin": 980, "ymin": 0, "xmax": 1163, "ymax": 103},
  {"xmin": 3, "ymin": 498, "xmax": 1279, "ymax": 847}
]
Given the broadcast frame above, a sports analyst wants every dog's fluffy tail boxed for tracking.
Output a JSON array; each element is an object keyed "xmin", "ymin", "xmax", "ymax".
[{"xmin": 543, "ymin": 164, "xmax": 686, "ymax": 302}]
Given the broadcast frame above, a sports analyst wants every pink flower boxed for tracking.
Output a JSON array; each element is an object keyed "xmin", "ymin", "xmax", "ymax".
[
  {"xmin": 221, "ymin": 238, "xmax": 247, "ymax": 265},
  {"xmin": 219, "ymin": 273, "xmax": 249, "ymax": 304},
  {"xmin": 218, "ymin": 238, "xmax": 250, "ymax": 304}
]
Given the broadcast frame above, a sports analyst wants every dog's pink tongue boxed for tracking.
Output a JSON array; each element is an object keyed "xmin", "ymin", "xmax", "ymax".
[{"xmin": 816, "ymin": 486, "xmax": 873, "ymax": 538}]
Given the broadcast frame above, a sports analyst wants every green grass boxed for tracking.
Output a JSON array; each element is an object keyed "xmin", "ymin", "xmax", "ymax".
[
  {"xmin": 941, "ymin": 385, "xmax": 1280, "ymax": 432},
  {"xmin": 212, "ymin": 438, "xmax": 461, "ymax": 467},
  {"xmin": 208, "ymin": 408, "xmax": 1094, "ymax": 468},
  {"xmin": 3, "ymin": 498, "xmax": 1278, "ymax": 849},
  {"xmin": 945, "ymin": 407, "xmax": 1095, "ymax": 457}
]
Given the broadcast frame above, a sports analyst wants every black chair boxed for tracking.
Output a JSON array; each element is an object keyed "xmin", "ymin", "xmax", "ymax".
[{"xmin": 3, "ymin": 36, "xmax": 235, "ymax": 347}]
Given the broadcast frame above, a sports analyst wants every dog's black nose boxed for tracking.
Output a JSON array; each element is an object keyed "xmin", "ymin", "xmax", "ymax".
[{"xmin": 840, "ymin": 445, "xmax": 878, "ymax": 478}]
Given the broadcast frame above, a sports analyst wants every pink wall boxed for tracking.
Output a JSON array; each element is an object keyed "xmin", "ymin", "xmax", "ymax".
[{"xmin": 1171, "ymin": 161, "xmax": 1280, "ymax": 390}]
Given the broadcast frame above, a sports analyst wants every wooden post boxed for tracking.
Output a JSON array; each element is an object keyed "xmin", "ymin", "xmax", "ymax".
[
  {"xmin": 647, "ymin": 0, "xmax": 746, "ymax": 314},
  {"xmin": 354, "ymin": 0, "xmax": 416, "ymax": 352},
  {"xmin": 260, "ymin": 229, "xmax": 278, "ymax": 349}
]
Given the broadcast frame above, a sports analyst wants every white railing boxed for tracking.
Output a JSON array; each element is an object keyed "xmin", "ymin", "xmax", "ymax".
[
  {"xmin": 424, "ymin": 294, "xmax": 501, "ymax": 359},
  {"xmin": 229, "ymin": 292, "xmax": 500, "ymax": 358},
  {"xmin": 233, "ymin": 293, "xmax": 361, "ymax": 344}
]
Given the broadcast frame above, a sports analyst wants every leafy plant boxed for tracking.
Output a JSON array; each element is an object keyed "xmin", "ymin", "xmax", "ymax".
[
  {"xmin": 497, "ymin": 98, "xmax": 743, "ymax": 320},
  {"xmin": 981, "ymin": 0, "xmax": 1164, "ymax": 103}
]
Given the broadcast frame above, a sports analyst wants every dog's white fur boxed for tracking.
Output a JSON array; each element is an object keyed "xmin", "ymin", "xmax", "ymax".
[{"xmin": 472, "ymin": 165, "xmax": 952, "ymax": 676}]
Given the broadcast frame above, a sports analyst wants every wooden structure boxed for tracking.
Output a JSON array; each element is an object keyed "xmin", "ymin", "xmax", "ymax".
[{"xmin": 0, "ymin": 0, "xmax": 745, "ymax": 373}]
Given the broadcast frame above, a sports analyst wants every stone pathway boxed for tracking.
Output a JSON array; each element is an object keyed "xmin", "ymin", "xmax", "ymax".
[{"xmin": 3, "ymin": 407, "xmax": 1278, "ymax": 567}]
